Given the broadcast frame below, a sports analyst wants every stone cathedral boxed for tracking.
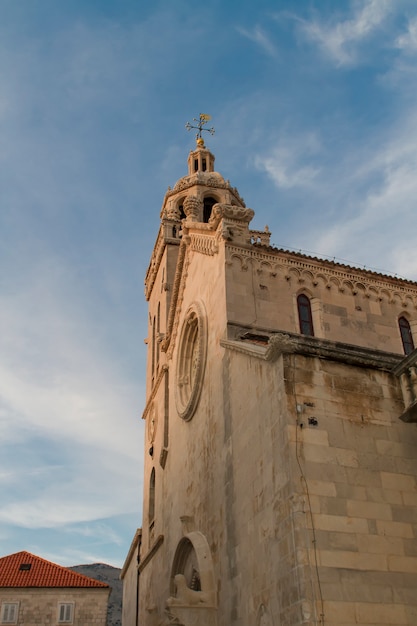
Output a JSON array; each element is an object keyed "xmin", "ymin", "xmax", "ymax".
[{"xmin": 121, "ymin": 121, "xmax": 417, "ymax": 626}]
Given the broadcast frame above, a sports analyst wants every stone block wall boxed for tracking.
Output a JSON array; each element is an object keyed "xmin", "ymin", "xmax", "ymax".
[
  {"xmin": 0, "ymin": 587, "xmax": 109, "ymax": 626},
  {"xmin": 285, "ymin": 352, "xmax": 417, "ymax": 625}
]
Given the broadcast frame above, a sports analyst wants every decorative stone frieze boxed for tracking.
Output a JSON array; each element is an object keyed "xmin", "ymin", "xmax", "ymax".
[
  {"xmin": 163, "ymin": 175, "xmax": 245, "ymax": 207},
  {"xmin": 189, "ymin": 234, "xmax": 218, "ymax": 256},
  {"xmin": 226, "ymin": 246, "xmax": 417, "ymax": 306}
]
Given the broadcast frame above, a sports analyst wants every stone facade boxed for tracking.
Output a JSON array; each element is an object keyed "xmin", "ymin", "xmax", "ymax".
[
  {"xmin": 133, "ymin": 140, "xmax": 417, "ymax": 626},
  {"xmin": 121, "ymin": 529, "xmax": 141, "ymax": 626},
  {"xmin": 0, "ymin": 588, "xmax": 109, "ymax": 625}
]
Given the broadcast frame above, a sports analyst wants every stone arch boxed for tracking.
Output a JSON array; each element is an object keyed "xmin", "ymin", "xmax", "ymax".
[
  {"xmin": 329, "ymin": 275, "xmax": 341, "ymax": 291},
  {"xmin": 300, "ymin": 269, "xmax": 315, "ymax": 285},
  {"xmin": 398, "ymin": 312, "xmax": 416, "ymax": 355},
  {"xmin": 169, "ymin": 532, "xmax": 217, "ymax": 606},
  {"xmin": 177, "ymin": 196, "xmax": 187, "ymax": 220},
  {"xmin": 294, "ymin": 287, "xmax": 324, "ymax": 338},
  {"xmin": 202, "ymin": 195, "xmax": 219, "ymax": 223}
]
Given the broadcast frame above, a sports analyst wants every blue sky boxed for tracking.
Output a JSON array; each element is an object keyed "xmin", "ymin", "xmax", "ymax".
[{"xmin": 1, "ymin": 0, "xmax": 417, "ymax": 568}]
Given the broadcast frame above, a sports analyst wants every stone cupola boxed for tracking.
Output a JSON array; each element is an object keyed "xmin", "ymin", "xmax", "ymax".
[
  {"xmin": 187, "ymin": 138, "xmax": 215, "ymax": 175},
  {"xmin": 160, "ymin": 137, "xmax": 246, "ymax": 226}
]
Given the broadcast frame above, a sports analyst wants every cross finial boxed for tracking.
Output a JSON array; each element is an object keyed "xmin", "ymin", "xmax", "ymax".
[{"xmin": 185, "ymin": 114, "xmax": 215, "ymax": 145}]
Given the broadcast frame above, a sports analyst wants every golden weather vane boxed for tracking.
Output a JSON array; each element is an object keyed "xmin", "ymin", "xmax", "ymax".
[{"xmin": 185, "ymin": 114, "xmax": 215, "ymax": 143}]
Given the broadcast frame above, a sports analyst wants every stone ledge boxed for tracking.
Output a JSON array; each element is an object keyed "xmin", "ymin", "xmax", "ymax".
[{"xmin": 224, "ymin": 324, "xmax": 403, "ymax": 371}]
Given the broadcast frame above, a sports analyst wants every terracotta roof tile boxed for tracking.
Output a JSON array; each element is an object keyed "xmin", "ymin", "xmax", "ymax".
[{"xmin": 0, "ymin": 551, "xmax": 109, "ymax": 589}]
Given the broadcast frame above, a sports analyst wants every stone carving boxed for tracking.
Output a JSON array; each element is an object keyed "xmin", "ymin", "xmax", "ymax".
[
  {"xmin": 183, "ymin": 196, "xmax": 201, "ymax": 221},
  {"xmin": 165, "ymin": 203, "xmax": 181, "ymax": 220},
  {"xmin": 266, "ymin": 334, "xmax": 298, "ymax": 360},
  {"xmin": 190, "ymin": 234, "xmax": 218, "ymax": 256},
  {"xmin": 393, "ymin": 350, "xmax": 417, "ymax": 422},
  {"xmin": 166, "ymin": 175, "xmax": 245, "ymax": 207},
  {"xmin": 166, "ymin": 575, "xmax": 211, "ymax": 607},
  {"xmin": 211, "ymin": 203, "xmax": 254, "ymax": 224},
  {"xmin": 163, "ymin": 532, "xmax": 217, "ymax": 626}
]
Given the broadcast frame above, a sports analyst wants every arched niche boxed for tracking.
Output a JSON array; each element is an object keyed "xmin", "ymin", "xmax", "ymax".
[{"xmin": 169, "ymin": 532, "xmax": 216, "ymax": 606}]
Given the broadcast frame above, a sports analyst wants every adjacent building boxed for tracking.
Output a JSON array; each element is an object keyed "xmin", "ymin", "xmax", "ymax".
[
  {"xmin": 132, "ymin": 134, "xmax": 417, "ymax": 626},
  {"xmin": 0, "ymin": 551, "xmax": 110, "ymax": 626}
]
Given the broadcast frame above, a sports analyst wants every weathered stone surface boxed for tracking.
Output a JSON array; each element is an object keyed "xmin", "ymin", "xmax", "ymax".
[{"xmin": 129, "ymin": 144, "xmax": 417, "ymax": 626}]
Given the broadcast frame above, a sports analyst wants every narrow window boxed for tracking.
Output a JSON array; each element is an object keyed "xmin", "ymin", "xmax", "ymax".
[
  {"xmin": 399, "ymin": 317, "xmax": 415, "ymax": 355},
  {"xmin": 152, "ymin": 316, "xmax": 156, "ymax": 378},
  {"xmin": 202, "ymin": 158, "xmax": 207, "ymax": 171},
  {"xmin": 203, "ymin": 197, "xmax": 216, "ymax": 223},
  {"xmin": 149, "ymin": 468, "xmax": 155, "ymax": 523},
  {"xmin": 297, "ymin": 294, "xmax": 314, "ymax": 336},
  {"xmin": 58, "ymin": 603, "xmax": 74, "ymax": 624},
  {"xmin": 1, "ymin": 603, "xmax": 19, "ymax": 624},
  {"xmin": 194, "ymin": 159, "xmax": 198, "ymax": 172},
  {"xmin": 156, "ymin": 303, "xmax": 161, "ymax": 368}
]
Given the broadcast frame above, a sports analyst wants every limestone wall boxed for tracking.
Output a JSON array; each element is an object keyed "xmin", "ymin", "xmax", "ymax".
[
  {"xmin": 226, "ymin": 246, "xmax": 417, "ymax": 354},
  {"xmin": 0, "ymin": 588, "xmax": 109, "ymax": 626},
  {"xmin": 284, "ymin": 352, "xmax": 417, "ymax": 625}
]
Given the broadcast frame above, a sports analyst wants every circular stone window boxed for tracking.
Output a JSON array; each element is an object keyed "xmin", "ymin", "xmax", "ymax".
[{"xmin": 175, "ymin": 301, "xmax": 207, "ymax": 421}]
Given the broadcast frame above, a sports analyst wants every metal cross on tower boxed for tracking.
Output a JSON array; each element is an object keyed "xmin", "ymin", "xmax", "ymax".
[{"xmin": 185, "ymin": 114, "xmax": 215, "ymax": 142}]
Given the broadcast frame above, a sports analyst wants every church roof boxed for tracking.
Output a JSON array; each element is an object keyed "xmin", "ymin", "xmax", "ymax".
[{"xmin": 0, "ymin": 551, "xmax": 109, "ymax": 589}]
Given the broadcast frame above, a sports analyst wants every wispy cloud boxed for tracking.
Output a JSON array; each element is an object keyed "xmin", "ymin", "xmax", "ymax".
[
  {"xmin": 255, "ymin": 133, "xmax": 321, "ymax": 189},
  {"xmin": 236, "ymin": 25, "xmax": 278, "ymax": 58},
  {"xmin": 395, "ymin": 16, "xmax": 417, "ymax": 53},
  {"xmin": 300, "ymin": 0, "xmax": 392, "ymax": 66}
]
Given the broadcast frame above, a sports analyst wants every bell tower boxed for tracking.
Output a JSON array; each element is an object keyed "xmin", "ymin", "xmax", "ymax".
[{"xmin": 124, "ymin": 115, "xmax": 417, "ymax": 626}]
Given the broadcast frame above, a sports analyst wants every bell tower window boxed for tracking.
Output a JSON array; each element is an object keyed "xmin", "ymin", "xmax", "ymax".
[
  {"xmin": 203, "ymin": 197, "xmax": 216, "ymax": 223},
  {"xmin": 399, "ymin": 316, "xmax": 415, "ymax": 355}
]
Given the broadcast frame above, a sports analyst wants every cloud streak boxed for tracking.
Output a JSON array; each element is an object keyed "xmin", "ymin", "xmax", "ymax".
[
  {"xmin": 236, "ymin": 25, "xmax": 278, "ymax": 58},
  {"xmin": 299, "ymin": 0, "xmax": 392, "ymax": 66}
]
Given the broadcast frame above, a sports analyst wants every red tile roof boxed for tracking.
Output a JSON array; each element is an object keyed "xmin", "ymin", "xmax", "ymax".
[{"xmin": 0, "ymin": 552, "xmax": 109, "ymax": 589}]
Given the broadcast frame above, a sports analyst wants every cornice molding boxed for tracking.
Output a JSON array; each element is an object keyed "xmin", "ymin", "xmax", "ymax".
[
  {"xmin": 221, "ymin": 329, "xmax": 403, "ymax": 371},
  {"xmin": 163, "ymin": 174, "xmax": 245, "ymax": 207},
  {"xmin": 225, "ymin": 246, "xmax": 417, "ymax": 307}
]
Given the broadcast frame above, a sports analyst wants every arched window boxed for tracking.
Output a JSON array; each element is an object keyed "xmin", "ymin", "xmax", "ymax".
[
  {"xmin": 149, "ymin": 468, "xmax": 155, "ymax": 523},
  {"xmin": 178, "ymin": 201, "xmax": 186, "ymax": 220},
  {"xmin": 297, "ymin": 294, "xmax": 314, "ymax": 336},
  {"xmin": 203, "ymin": 197, "xmax": 216, "ymax": 223},
  {"xmin": 399, "ymin": 317, "xmax": 415, "ymax": 355}
]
